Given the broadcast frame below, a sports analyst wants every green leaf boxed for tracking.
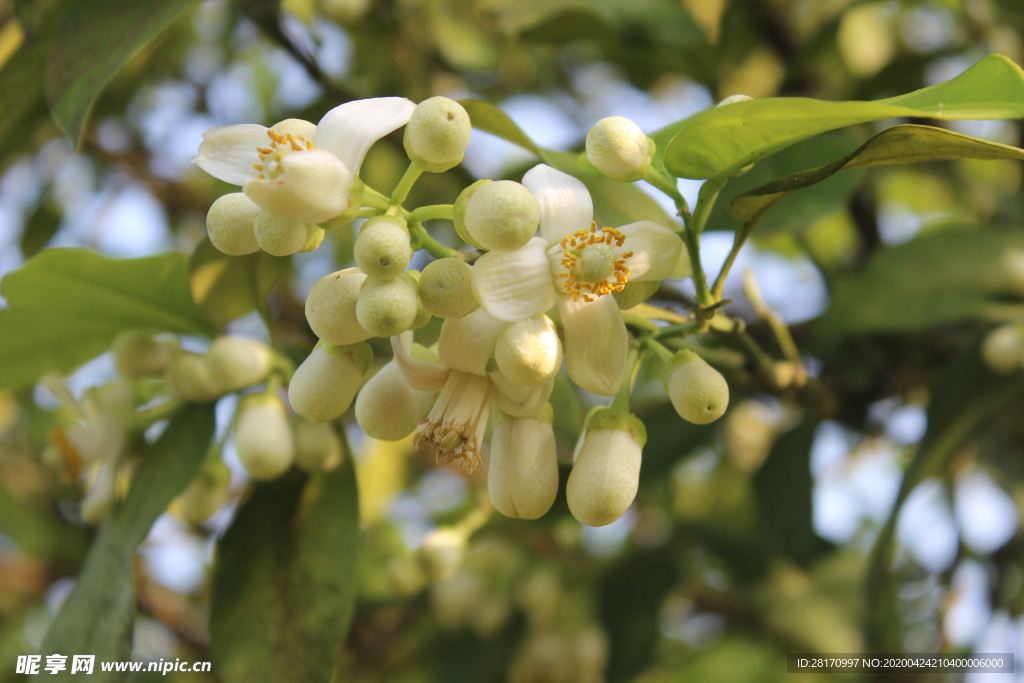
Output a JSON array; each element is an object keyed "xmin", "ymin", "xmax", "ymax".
[
  {"xmin": 45, "ymin": 0, "xmax": 199, "ymax": 148},
  {"xmin": 210, "ymin": 440, "xmax": 360, "ymax": 683},
  {"xmin": 458, "ymin": 99, "xmax": 541, "ymax": 156},
  {"xmin": 665, "ymin": 54, "xmax": 1024, "ymax": 179},
  {"xmin": 817, "ymin": 227, "xmax": 1024, "ymax": 336},
  {"xmin": 190, "ymin": 238, "xmax": 292, "ymax": 329},
  {"xmin": 40, "ymin": 405, "xmax": 216, "ymax": 682},
  {"xmin": 0, "ymin": 249, "xmax": 212, "ymax": 388},
  {"xmin": 729, "ymin": 125, "xmax": 1024, "ymax": 223}
]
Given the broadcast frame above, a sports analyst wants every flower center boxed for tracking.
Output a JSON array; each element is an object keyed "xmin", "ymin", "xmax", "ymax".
[
  {"xmin": 558, "ymin": 222, "xmax": 633, "ymax": 303},
  {"xmin": 253, "ymin": 129, "xmax": 315, "ymax": 180},
  {"xmin": 414, "ymin": 370, "xmax": 492, "ymax": 472}
]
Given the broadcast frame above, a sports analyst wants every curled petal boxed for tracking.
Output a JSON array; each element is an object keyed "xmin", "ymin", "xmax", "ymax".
[
  {"xmin": 490, "ymin": 372, "xmax": 554, "ymax": 417},
  {"xmin": 558, "ymin": 293, "xmax": 628, "ymax": 396},
  {"xmin": 314, "ymin": 97, "xmax": 416, "ymax": 173},
  {"xmin": 472, "ymin": 237, "xmax": 556, "ymax": 323},
  {"xmin": 438, "ymin": 307, "xmax": 507, "ymax": 376},
  {"xmin": 522, "ymin": 164, "xmax": 593, "ymax": 245},
  {"xmin": 193, "ymin": 124, "xmax": 271, "ymax": 186},
  {"xmin": 243, "ymin": 149, "xmax": 352, "ymax": 223},
  {"xmin": 618, "ymin": 221, "xmax": 684, "ymax": 281},
  {"xmin": 391, "ymin": 333, "xmax": 449, "ymax": 392}
]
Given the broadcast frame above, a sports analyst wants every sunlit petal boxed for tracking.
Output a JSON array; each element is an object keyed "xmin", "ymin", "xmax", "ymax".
[
  {"xmin": 193, "ymin": 124, "xmax": 270, "ymax": 186},
  {"xmin": 438, "ymin": 307, "xmax": 507, "ymax": 376},
  {"xmin": 243, "ymin": 149, "xmax": 352, "ymax": 223},
  {"xmin": 618, "ymin": 220, "xmax": 684, "ymax": 281},
  {"xmin": 472, "ymin": 237, "xmax": 556, "ymax": 323},
  {"xmin": 391, "ymin": 333, "xmax": 449, "ymax": 392},
  {"xmin": 558, "ymin": 293, "xmax": 628, "ymax": 396},
  {"xmin": 522, "ymin": 164, "xmax": 593, "ymax": 245},
  {"xmin": 314, "ymin": 97, "xmax": 416, "ymax": 172}
]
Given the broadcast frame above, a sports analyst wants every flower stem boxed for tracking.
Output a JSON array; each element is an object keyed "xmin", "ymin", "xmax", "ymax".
[
  {"xmin": 390, "ymin": 163, "xmax": 424, "ymax": 207},
  {"xmin": 642, "ymin": 167, "xmax": 689, "ymax": 223},
  {"xmin": 357, "ymin": 207, "xmax": 380, "ymax": 219},
  {"xmin": 642, "ymin": 337, "xmax": 674, "ymax": 364},
  {"xmin": 611, "ymin": 346, "xmax": 643, "ymax": 412},
  {"xmin": 409, "ymin": 204, "xmax": 455, "ymax": 222},
  {"xmin": 128, "ymin": 399, "xmax": 184, "ymax": 432},
  {"xmin": 711, "ymin": 212, "xmax": 764, "ymax": 301},
  {"xmin": 362, "ymin": 190, "xmax": 391, "ymax": 210},
  {"xmin": 653, "ymin": 321, "xmax": 699, "ymax": 340},
  {"xmin": 684, "ymin": 176, "xmax": 727, "ymax": 309},
  {"xmin": 409, "ymin": 220, "xmax": 466, "ymax": 260}
]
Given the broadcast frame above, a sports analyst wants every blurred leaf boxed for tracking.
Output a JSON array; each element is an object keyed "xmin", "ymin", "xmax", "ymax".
[
  {"xmin": 0, "ymin": 24, "xmax": 51, "ymax": 164},
  {"xmin": 0, "ymin": 249, "xmax": 213, "ymax": 388},
  {"xmin": 0, "ymin": 487, "xmax": 90, "ymax": 569},
  {"xmin": 817, "ymin": 227, "xmax": 1024, "ymax": 336},
  {"xmin": 682, "ymin": 0, "xmax": 727, "ymax": 43},
  {"xmin": 19, "ymin": 200, "xmax": 61, "ymax": 257},
  {"xmin": 459, "ymin": 99, "xmax": 541, "ymax": 156},
  {"xmin": 210, "ymin": 449, "xmax": 360, "ymax": 683},
  {"xmin": 665, "ymin": 54, "xmax": 1024, "ymax": 179},
  {"xmin": 40, "ymin": 405, "xmax": 216, "ymax": 681},
  {"xmin": 730, "ymin": 125, "xmax": 1024, "ymax": 223},
  {"xmin": 45, "ymin": 0, "xmax": 199, "ymax": 148},
  {"xmin": 190, "ymin": 239, "xmax": 292, "ymax": 328}
]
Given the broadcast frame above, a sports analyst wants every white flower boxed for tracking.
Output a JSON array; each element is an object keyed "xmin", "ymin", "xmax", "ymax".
[
  {"xmin": 193, "ymin": 98, "xmax": 416, "ymax": 224},
  {"xmin": 471, "ymin": 164, "xmax": 682, "ymax": 395},
  {"xmin": 390, "ymin": 308, "xmax": 553, "ymax": 472}
]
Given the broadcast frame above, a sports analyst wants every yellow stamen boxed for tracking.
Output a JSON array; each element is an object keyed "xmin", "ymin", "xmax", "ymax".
[{"xmin": 557, "ymin": 222, "xmax": 631, "ymax": 300}]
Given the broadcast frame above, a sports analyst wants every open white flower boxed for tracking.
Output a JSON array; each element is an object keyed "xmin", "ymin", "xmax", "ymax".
[
  {"xmin": 471, "ymin": 164, "xmax": 682, "ymax": 396},
  {"xmin": 193, "ymin": 97, "xmax": 416, "ymax": 224},
  {"xmin": 390, "ymin": 308, "xmax": 553, "ymax": 472}
]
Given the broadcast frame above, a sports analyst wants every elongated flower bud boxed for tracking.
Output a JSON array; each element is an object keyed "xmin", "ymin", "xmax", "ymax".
[
  {"xmin": 355, "ymin": 361, "xmax": 435, "ymax": 441},
  {"xmin": 207, "ymin": 192, "xmax": 261, "ymax": 255},
  {"xmin": 165, "ymin": 353, "xmax": 222, "ymax": 402},
  {"xmin": 585, "ymin": 116, "xmax": 653, "ymax": 182},
  {"xmin": 462, "ymin": 180, "xmax": 540, "ymax": 252},
  {"xmin": 356, "ymin": 275, "xmax": 419, "ymax": 338},
  {"xmin": 305, "ymin": 268, "xmax": 372, "ymax": 346},
  {"xmin": 419, "ymin": 258, "xmax": 476, "ymax": 319},
  {"xmin": 982, "ymin": 324, "xmax": 1024, "ymax": 374},
  {"xmin": 175, "ymin": 458, "xmax": 231, "ymax": 523},
  {"xmin": 405, "ymin": 96, "xmax": 471, "ymax": 172},
  {"xmin": 495, "ymin": 315, "xmax": 562, "ymax": 386},
  {"xmin": 288, "ymin": 341, "xmax": 372, "ymax": 422},
  {"xmin": 566, "ymin": 408, "xmax": 645, "ymax": 527},
  {"xmin": 662, "ymin": 349, "xmax": 729, "ymax": 424},
  {"xmin": 488, "ymin": 406, "xmax": 558, "ymax": 520},
  {"xmin": 253, "ymin": 210, "xmax": 324, "ymax": 256},
  {"xmin": 417, "ymin": 527, "xmax": 466, "ymax": 581},
  {"xmin": 293, "ymin": 418, "xmax": 344, "ymax": 472},
  {"xmin": 111, "ymin": 330, "xmax": 177, "ymax": 378},
  {"xmin": 206, "ymin": 336, "xmax": 272, "ymax": 392},
  {"xmin": 234, "ymin": 396, "xmax": 294, "ymax": 480},
  {"xmin": 354, "ymin": 215, "xmax": 413, "ymax": 279}
]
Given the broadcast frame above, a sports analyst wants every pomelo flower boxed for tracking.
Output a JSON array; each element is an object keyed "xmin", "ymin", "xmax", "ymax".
[{"xmin": 471, "ymin": 164, "xmax": 682, "ymax": 395}]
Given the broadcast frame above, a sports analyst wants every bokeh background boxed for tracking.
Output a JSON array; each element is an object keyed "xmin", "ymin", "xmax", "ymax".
[{"xmin": 3, "ymin": 0, "xmax": 1024, "ymax": 681}]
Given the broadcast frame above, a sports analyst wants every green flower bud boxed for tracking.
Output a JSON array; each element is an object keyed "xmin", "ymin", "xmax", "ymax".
[
  {"xmin": 982, "ymin": 324, "xmax": 1024, "ymax": 374},
  {"xmin": 270, "ymin": 118, "xmax": 317, "ymax": 138},
  {"xmin": 293, "ymin": 418, "xmax": 344, "ymax": 472},
  {"xmin": 305, "ymin": 268, "xmax": 372, "ymax": 346},
  {"xmin": 462, "ymin": 180, "xmax": 540, "ymax": 252},
  {"xmin": 417, "ymin": 527, "xmax": 466, "ymax": 581},
  {"xmin": 585, "ymin": 116, "xmax": 654, "ymax": 182},
  {"xmin": 165, "ymin": 353, "xmax": 222, "ymax": 402},
  {"xmin": 356, "ymin": 276, "xmax": 419, "ymax": 338},
  {"xmin": 452, "ymin": 179, "xmax": 489, "ymax": 249},
  {"xmin": 355, "ymin": 361, "xmax": 435, "ymax": 441},
  {"xmin": 354, "ymin": 215, "xmax": 413, "ymax": 279},
  {"xmin": 234, "ymin": 395, "xmax": 294, "ymax": 480},
  {"xmin": 253, "ymin": 210, "xmax": 324, "ymax": 256},
  {"xmin": 111, "ymin": 330, "xmax": 177, "ymax": 378},
  {"xmin": 488, "ymin": 407, "xmax": 558, "ymax": 520},
  {"xmin": 206, "ymin": 193, "xmax": 261, "ymax": 256},
  {"xmin": 566, "ymin": 407, "xmax": 645, "ymax": 527},
  {"xmin": 288, "ymin": 341, "xmax": 371, "ymax": 422},
  {"xmin": 205, "ymin": 336, "xmax": 272, "ymax": 393},
  {"xmin": 419, "ymin": 258, "xmax": 476, "ymax": 319},
  {"xmin": 611, "ymin": 279, "xmax": 660, "ymax": 310},
  {"xmin": 662, "ymin": 349, "xmax": 729, "ymax": 424},
  {"xmin": 404, "ymin": 96, "xmax": 472, "ymax": 172},
  {"xmin": 175, "ymin": 458, "xmax": 231, "ymax": 523},
  {"xmin": 495, "ymin": 316, "xmax": 561, "ymax": 386}
]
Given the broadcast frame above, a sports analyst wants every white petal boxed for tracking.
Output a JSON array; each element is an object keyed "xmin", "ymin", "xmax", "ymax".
[
  {"xmin": 558, "ymin": 293, "xmax": 628, "ymax": 396},
  {"xmin": 243, "ymin": 149, "xmax": 352, "ymax": 223},
  {"xmin": 618, "ymin": 221, "xmax": 684, "ymax": 281},
  {"xmin": 472, "ymin": 237, "xmax": 556, "ymax": 323},
  {"xmin": 193, "ymin": 124, "xmax": 270, "ymax": 186},
  {"xmin": 522, "ymin": 164, "xmax": 593, "ymax": 245},
  {"xmin": 438, "ymin": 307, "xmax": 507, "ymax": 376},
  {"xmin": 314, "ymin": 97, "xmax": 416, "ymax": 173},
  {"xmin": 391, "ymin": 333, "xmax": 449, "ymax": 392},
  {"xmin": 490, "ymin": 372, "xmax": 553, "ymax": 417}
]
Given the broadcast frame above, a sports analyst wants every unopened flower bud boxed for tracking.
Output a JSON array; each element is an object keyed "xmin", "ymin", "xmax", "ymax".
[
  {"xmin": 566, "ymin": 408, "xmax": 645, "ymax": 527},
  {"xmin": 288, "ymin": 341, "xmax": 371, "ymax": 422},
  {"xmin": 355, "ymin": 361, "xmax": 435, "ymax": 441},
  {"xmin": 982, "ymin": 324, "xmax": 1024, "ymax": 374},
  {"xmin": 488, "ymin": 406, "xmax": 558, "ymax": 520},
  {"xmin": 234, "ymin": 396, "xmax": 294, "ymax": 480},
  {"xmin": 662, "ymin": 349, "xmax": 729, "ymax": 424},
  {"xmin": 461, "ymin": 180, "xmax": 540, "ymax": 252},
  {"xmin": 111, "ymin": 330, "xmax": 177, "ymax": 378},
  {"xmin": 495, "ymin": 316, "xmax": 561, "ymax": 386},
  {"xmin": 354, "ymin": 215, "xmax": 413, "ymax": 279},
  {"xmin": 585, "ymin": 116, "xmax": 653, "ymax": 181},
  {"xmin": 356, "ymin": 275, "xmax": 419, "ymax": 338},
  {"xmin": 305, "ymin": 268, "xmax": 372, "ymax": 346},
  {"xmin": 165, "ymin": 353, "xmax": 221, "ymax": 402},
  {"xmin": 175, "ymin": 458, "xmax": 231, "ymax": 523},
  {"xmin": 253, "ymin": 210, "xmax": 324, "ymax": 256},
  {"xmin": 611, "ymin": 279, "xmax": 660, "ymax": 310},
  {"xmin": 206, "ymin": 336, "xmax": 272, "ymax": 392},
  {"xmin": 419, "ymin": 258, "xmax": 476, "ymax": 318},
  {"xmin": 293, "ymin": 418, "xmax": 344, "ymax": 472},
  {"xmin": 206, "ymin": 193, "xmax": 261, "ymax": 255},
  {"xmin": 417, "ymin": 527, "xmax": 466, "ymax": 581},
  {"xmin": 404, "ymin": 96, "xmax": 471, "ymax": 172}
]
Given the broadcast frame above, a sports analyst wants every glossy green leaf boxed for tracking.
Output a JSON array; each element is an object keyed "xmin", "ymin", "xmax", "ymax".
[
  {"xmin": 190, "ymin": 239, "xmax": 292, "ymax": 329},
  {"xmin": 45, "ymin": 0, "xmax": 199, "ymax": 148},
  {"xmin": 817, "ymin": 227, "xmax": 1024, "ymax": 336},
  {"xmin": 40, "ymin": 405, "xmax": 216, "ymax": 682},
  {"xmin": 459, "ymin": 99, "xmax": 541, "ymax": 156},
  {"xmin": 210, "ymin": 442, "xmax": 360, "ymax": 683},
  {"xmin": 665, "ymin": 54, "xmax": 1024, "ymax": 179},
  {"xmin": 729, "ymin": 125, "xmax": 1024, "ymax": 223},
  {"xmin": 0, "ymin": 249, "xmax": 212, "ymax": 388}
]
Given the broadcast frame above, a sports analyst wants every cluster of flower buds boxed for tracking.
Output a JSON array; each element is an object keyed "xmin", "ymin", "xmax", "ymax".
[{"xmin": 982, "ymin": 323, "xmax": 1024, "ymax": 374}]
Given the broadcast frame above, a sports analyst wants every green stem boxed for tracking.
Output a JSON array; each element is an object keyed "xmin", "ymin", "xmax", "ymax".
[
  {"xmin": 690, "ymin": 176, "xmax": 725, "ymax": 238},
  {"xmin": 409, "ymin": 204, "xmax": 454, "ymax": 222},
  {"xmin": 264, "ymin": 372, "xmax": 284, "ymax": 398},
  {"xmin": 409, "ymin": 220, "xmax": 465, "ymax": 260},
  {"xmin": 127, "ymin": 400, "xmax": 184, "ymax": 432},
  {"xmin": 270, "ymin": 352, "xmax": 295, "ymax": 382},
  {"xmin": 642, "ymin": 167, "xmax": 689, "ymax": 223},
  {"xmin": 620, "ymin": 312, "xmax": 659, "ymax": 334},
  {"xmin": 711, "ymin": 212, "xmax": 764, "ymax": 301},
  {"xmin": 653, "ymin": 321, "xmax": 699, "ymax": 340},
  {"xmin": 361, "ymin": 191, "xmax": 390, "ymax": 210},
  {"xmin": 683, "ymin": 176, "xmax": 727, "ymax": 308},
  {"xmin": 390, "ymin": 163, "xmax": 424, "ymax": 207},
  {"xmin": 642, "ymin": 337, "xmax": 674, "ymax": 364},
  {"xmin": 611, "ymin": 346, "xmax": 643, "ymax": 412},
  {"xmin": 357, "ymin": 207, "xmax": 380, "ymax": 219}
]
